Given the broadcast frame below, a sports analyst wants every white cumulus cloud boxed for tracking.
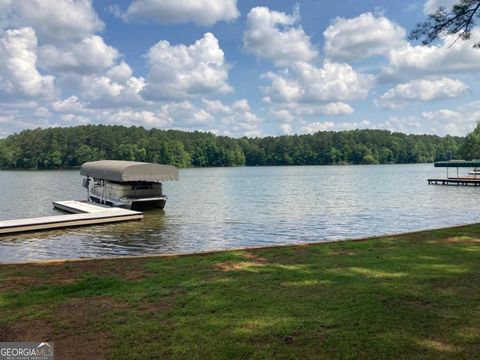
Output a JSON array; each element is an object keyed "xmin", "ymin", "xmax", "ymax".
[
  {"xmin": 324, "ymin": 12, "xmax": 406, "ymax": 62},
  {"xmin": 106, "ymin": 61, "xmax": 133, "ymax": 83},
  {"xmin": 301, "ymin": 120, "xmax": 372, "ymax": 134},
  {"xmin": 263, "ymin": 61, "xmax": 373, "ymax": 104},
  {"xmin": 79, "ymin": 74, "xmax": 146, "ymax": 107},
  {"xmin": 121, "ymin": 0, "xmax": 239, "ymax": 26},
  {"xmin": 269, "ymin": 102, "xmax": 354, "ymax": 120},
  {"xmin": 376, "ymin": 77, "xmax": 469, "ymax": 109},
  {"xmin": 2, "ymin": 0, "xmax": 104, "ymax": 44},
  {"xmin": 52, "ymin": 95, "xmax": 89, "ymax": 113},
  {"xmin": 305, "ymin": 102, "xmax": 354, "ymax": 116},
  {"xmin": 420, "ymin": 102, "xmax": 480, "ymax": 135},
  {"xmin": 383, "ymin": 29, "xmax": 480, "ymax": 80},
  {"xmin": 243, "ymin": 6, "xmax": 375, "ymax": 132},
  {"xmin": 280, "ymin": 123, "xmax": 293, "ymax": 134},
  {"xmin": 143, "ymin": 33, "xmax": 232, "ymax": 101},
  {"xmin": 0, "ymin": 27, "xmax": 55, "ymax": 99},
  {"xmin": 107, "ymin": 109, "xmax": 173, "ymax": 128},
  {"xmin": 39, "ymin": 35, "xmax": 119, "ymax": 74},
  {"xmin": 363, "ymin": 101, "xmax": 480, "ymax": 136},
  {"xmin": 202, "ymin": 98, "xmax": 262, "ymax": 136},
  {"xmin": 244, "ymin": 6, "xmax": 317, "ymax": 65},
  {"xmin": 301, "ymin": 121, "xmax": 335, "ymax": 133},
  {"xmin": 379, "ymin": 101, "xmax": 480, "ymax": 136}
]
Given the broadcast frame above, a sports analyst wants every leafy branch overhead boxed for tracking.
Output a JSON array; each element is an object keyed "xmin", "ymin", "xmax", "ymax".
[{"xmin": 410, "ymin": 0, "xmax": 480, "ymax": 47}]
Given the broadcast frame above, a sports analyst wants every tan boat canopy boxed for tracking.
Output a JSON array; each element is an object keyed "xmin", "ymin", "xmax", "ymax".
[{"xmin": 80, "ymin": 160, "xmax": 179, "ymax": 182}]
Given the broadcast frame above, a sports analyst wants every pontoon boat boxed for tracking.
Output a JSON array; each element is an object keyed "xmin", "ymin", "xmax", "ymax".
[{"xmin": 80, "ymin": 160, "xmax": 179, "ymax": 210}]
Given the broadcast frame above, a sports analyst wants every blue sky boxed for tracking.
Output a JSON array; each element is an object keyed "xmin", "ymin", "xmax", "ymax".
[{"xmin": 0, "ymin": 0, "xmax": 479, "ymax": 138}]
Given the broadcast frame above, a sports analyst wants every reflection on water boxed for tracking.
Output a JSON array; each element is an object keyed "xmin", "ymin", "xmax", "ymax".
[{"xmin": 0, "ymin": 164, "xmax": 479, "ymax": 262}]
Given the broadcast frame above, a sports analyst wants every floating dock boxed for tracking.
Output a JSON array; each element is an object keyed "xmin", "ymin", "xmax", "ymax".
[
  {"xmin": 428, "ymin": 178, "xmax": 480, "ymax": 186},
  {"xmin": 52, "ymin": 200, "xmax": 117, "ymax": 214},
  {"xmin": 0, "ymin": 201, "xmax": 143, "ymax": 235}
]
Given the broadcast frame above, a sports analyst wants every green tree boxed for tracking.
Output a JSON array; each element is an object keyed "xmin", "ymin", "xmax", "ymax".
[
  {"xmin": 410, "ymin": 0, "xmax": 480, "ymax": 47},
  {"xmin": 459, "ymin": 122, "xmax": 480, "ymax": 159},
  {"xmin": 0, "ymin": 125, "xmax": 464, "ymax": 169}
]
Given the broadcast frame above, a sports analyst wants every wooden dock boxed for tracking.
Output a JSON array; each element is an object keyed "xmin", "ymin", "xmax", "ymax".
[
  {"xmin": 52, "ymin": 200, "xmax": 116, "ymax": 214},
  {"xmin": 0, "ymin": 201, "xmax": 143, "ymax": 235},
  {"xmin": 428, "ymin": 178, "xmax": 480, "ymax": 186}
]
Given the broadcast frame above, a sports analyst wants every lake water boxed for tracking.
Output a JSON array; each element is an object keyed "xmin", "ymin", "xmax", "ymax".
[{"xmin": 0, "ymin": 164, "xmax": 478, "ymax": 263}]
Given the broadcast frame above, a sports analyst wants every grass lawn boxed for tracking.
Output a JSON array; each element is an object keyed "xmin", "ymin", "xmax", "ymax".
[{"xmin": 1, "ymin": 225, "xmax": 480, "ymax": 359}]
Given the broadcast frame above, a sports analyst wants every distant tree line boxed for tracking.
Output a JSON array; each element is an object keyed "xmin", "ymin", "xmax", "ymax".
[{"xmin": 0, "ymin": 125, "xmax": 463, "ymax": 169}]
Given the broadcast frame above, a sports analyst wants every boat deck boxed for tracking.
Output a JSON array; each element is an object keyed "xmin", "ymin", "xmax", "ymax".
[{"xmin": 0, "ymin": 201, "xmax": 143, "ymax": 235}]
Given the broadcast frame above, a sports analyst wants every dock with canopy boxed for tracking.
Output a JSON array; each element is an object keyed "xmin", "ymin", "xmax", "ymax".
[{"xmin": 428, "ymin": 160, "xmax": 480, "ymax": 186}]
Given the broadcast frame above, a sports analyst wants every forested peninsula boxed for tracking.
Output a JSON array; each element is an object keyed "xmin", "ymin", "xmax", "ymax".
[{"xmin": 0, "ymin": 125, "xmax": 464, "ymax": 169}]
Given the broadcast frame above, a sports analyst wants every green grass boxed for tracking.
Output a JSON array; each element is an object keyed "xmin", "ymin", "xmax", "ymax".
[{"xmin": 1, "ymin": 225, "xmax": 480, "ymax": 359}]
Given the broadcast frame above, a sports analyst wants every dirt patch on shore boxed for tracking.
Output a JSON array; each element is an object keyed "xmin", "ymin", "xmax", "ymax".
[
  {"xmin": 55, "ymin": 330, "xmax": 111, "ymax": 360},
  {"xmin": 2, "ymin": 318, "xmax": 53, "ymax": 342},
  {"xmin": 0, "ymin": 297, "xmax": 121, "ymax": 358},
  {"xmin": 442, "ymin": 236, "xmax": 480, "ymax": 245},
  {"xmin": 242, "ymin": 251, "xmax": 268, "ymax": 263},
  {"xmin": 53, "ymin": 297, "xmax": 122, "ymax": 360},
  {"xmin": 0, "ymin": 258, "xmax": 151, "ymax": 292},
  {"xmin": 0, "ymin": 324, "xmax": 12, "ymax": 341},
  {"xmin": 55, "ymin": 297, "xmax": 126, "ymax": 325},
  {"xmin": 216, "ymin": 251, "xmax": 268, "ymax": 272},
  {"xmin": 216, "ymin": 261, "xmax": 263, "ymax": 272},
  {"xmin": 329, "ymin": 248, "xmax": 361, "ymax": 256}
]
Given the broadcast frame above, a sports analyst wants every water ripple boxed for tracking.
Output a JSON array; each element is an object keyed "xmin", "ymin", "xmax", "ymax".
[{"xmin": 0, "ymin": 164, "xmax": 479, "ymax": 262}]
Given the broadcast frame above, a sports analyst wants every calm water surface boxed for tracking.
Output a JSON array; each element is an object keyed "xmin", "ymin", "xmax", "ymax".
[{"xmin": 0, "ymin": 164, "xmax": 478, "ymax": 262}]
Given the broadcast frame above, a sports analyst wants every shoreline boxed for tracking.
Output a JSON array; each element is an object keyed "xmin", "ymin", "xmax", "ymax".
[{"xmin": 2, "ymin": 221, "xmax": 478, "ymax": 266}]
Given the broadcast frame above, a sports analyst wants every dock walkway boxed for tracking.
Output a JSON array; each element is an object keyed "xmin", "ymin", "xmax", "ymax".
[
  {"xmin": 52, "ymin": 200, "xmax": 116, "ymax": 214},
  {"xmin": 427, "ymin": 178, "xmax": 480, "ymax": 186},
  {"xmin": 0, "ymin": 201, "xmax": 142, "ymax": 235}
]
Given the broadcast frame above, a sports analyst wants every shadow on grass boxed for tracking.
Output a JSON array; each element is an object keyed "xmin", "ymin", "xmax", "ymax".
[{"xmin": 1, "ymin": 224, "xmax": 480, "ymax": 359}]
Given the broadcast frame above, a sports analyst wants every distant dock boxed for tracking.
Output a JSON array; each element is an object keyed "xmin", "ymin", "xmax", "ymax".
[
  {"xmin": 428, "ymin": 160, "xmax": 480, "ymax": 186},
  {"xmin": 428, "ymin": 178, "xmax": 480, "ymax": 186},
  {"xmin": 0, "ymin": 201, "xmax": 142, "ymax": 235}
]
